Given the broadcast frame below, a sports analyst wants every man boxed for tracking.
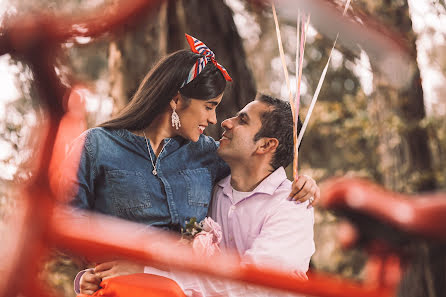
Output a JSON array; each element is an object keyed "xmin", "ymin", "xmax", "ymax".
[
  {"xmin": 212, "ymin": 94, "xmax": 314, "ymax": 273},
  {"xmin": 79, "ymin": 94, "xmax": 316, "ymax": 296}
]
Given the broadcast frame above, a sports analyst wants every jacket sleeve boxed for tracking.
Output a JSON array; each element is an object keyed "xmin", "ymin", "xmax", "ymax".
[{"xmin": 58, "ymin": 130, "xmax": 97, "ymax": 209}]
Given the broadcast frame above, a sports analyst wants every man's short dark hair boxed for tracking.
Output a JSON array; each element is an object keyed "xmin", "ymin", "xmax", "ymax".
[{"xmin": 254, "ymin": 94, "xmax": 302, "ymax": 170}]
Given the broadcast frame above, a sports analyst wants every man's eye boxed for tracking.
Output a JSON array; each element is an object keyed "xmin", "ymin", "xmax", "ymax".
[
  {"xmin": 239, "ymin": 118, "xmax": 246, "ymax": 124},
  {"xmin": 206, "ymin": 106, "xmax": 213, "ymax": 111}
]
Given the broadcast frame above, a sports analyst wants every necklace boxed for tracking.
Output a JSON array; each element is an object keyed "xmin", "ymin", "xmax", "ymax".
[{"xmin": 143, "ymin": 131, "xmax": 171, "ymax": 176}]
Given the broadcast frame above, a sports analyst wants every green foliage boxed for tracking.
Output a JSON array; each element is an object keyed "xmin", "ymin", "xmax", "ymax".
[
  {"xmin": 181, "ymin": 217, "xmax": 203, "ymax": 240},
  {"xmin": 299, "ymin": 94, "xmax": 381, "ymax": 182}
]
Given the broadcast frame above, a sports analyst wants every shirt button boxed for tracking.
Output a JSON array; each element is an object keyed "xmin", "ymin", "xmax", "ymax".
[{"xmin": 230, "ymin": 205, "xmax": 236, "ymax": 211}]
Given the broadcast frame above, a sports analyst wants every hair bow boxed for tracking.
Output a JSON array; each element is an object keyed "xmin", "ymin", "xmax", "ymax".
[{"xmin": 182, "ymin": 34, "xmax": 232, "ymax": 87}]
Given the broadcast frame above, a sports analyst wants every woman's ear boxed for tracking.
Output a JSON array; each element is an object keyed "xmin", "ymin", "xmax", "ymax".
[
  {"xmin": 256, "ymin": 138, "xmax": 279, "ymax": 155},
  {"xmin": 169, "ymin": 93, "xmax": 181, "ymax": 110}
]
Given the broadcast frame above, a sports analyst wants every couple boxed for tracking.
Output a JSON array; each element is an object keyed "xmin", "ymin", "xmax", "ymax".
[{"xmin": 63, "ymin": 34, "xmax": 317, "ymax": 296}]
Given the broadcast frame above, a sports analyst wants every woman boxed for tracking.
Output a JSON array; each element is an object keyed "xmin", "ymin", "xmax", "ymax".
[
  {"xmin": 63, "ymin": 34, "xmax": 317, "ymax": 233},
  {"xmin": 63, "ymin": 35, "xmax": 230, "ymax": 232}
]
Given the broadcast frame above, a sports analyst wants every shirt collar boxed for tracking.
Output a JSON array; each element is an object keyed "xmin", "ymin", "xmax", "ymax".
[{"xmin": 217, "ymin": 166, "xmax": 288, "ymax": 198}]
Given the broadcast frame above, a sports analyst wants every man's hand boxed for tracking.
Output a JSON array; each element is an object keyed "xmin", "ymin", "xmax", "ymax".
[
  {"xmin": 94, "ymin": 260, "xmax": 144, "ymax": 280},
  {"xmin": 79, "ymin": 269, "xmax": 102, "ymax": 295},
  {"xmin": 289, "ymin": 175, "xmax": 320, "ymax": 208}
]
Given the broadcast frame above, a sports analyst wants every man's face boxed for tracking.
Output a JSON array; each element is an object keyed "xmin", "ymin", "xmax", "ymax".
[{"xmin": 218, "ymin": 100, "xmax": 270, "ymax": 162}]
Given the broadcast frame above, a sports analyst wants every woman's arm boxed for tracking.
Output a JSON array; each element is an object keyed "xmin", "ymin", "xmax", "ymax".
[{"xmin": 58, "ymin": 131, "xmax": 97, "ymax": 208}]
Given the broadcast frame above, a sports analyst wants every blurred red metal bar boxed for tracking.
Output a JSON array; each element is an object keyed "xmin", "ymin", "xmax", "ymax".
[
  {"xmin": 320, "ymin": 177, "xmax": 446, "ymax": 243},
  {"xmin": 271, "ymin": 0, "xmax": 413, "ymax": 88},
  {"xmin": 0, "ymin": 0, "xmax": 163, "ymax": 54},
  {"xmin": 49, "ymin": 206, "xmax": 396, "ymax": 297},
  {"xmin": 272, "ymin": 0, "xmax": 410, "ymax": 54},
  {"xmin": 66, "ymin": 0, "xmax": 163, "ymax": 39}
]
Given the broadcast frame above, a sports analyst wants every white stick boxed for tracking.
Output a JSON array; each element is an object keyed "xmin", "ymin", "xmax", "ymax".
[
  {"xmin": 296, "ymin": 10, "xmax": 300, "ymax": 103},
  {"xmin": 297, "ymin": 34, "xmax": 338, "ymax": 148},
  {"xmin": 272, "ymin": 4, "xmax": 294, "ymax": 111},
  {"xmin": 297, "ymin": 0, "xmax": 351, "ymax": 149}
]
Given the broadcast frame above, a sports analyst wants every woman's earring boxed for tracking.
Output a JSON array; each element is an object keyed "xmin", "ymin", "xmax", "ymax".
[{"xmin": 172, "ymin": 107, "xmax": 181, "ymax": 130}]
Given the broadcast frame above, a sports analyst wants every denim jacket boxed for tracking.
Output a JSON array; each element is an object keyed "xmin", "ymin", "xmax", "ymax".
[{"xmin": 61, "ymin": 127, "xmax": 229, "ymax": 231}]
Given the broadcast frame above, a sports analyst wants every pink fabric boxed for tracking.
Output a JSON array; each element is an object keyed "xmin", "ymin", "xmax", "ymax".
[
  {"xmin": 192, "ymin": 217, "xmax": 222, "ymax": 257},
  {"xmin": 212, "ymin": 167, "xmax": 315, "ymax": 274}
]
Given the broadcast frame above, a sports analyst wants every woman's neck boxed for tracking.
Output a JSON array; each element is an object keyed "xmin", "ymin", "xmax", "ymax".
[{"xmin": 138, "ymin": 113, "xmax": 174, "ymax": 156}]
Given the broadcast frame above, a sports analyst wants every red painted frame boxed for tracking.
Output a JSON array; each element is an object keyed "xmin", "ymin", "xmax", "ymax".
[{"xmin": 0, "ymin": 1, "xmax": 439, "ymax": 297}]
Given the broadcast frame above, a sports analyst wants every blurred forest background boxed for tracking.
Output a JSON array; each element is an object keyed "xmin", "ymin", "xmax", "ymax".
[{"xmin": 0, "ymin": 0, "xmax": 445, "ymax": 296}]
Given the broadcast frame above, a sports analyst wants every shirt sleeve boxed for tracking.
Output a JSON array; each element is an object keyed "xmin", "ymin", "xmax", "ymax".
[
  {"xmin": 57, "ymin": 130, "xmax": 97, "ymax": 209},
  {"xmin": 243, "ymin": 200, "xmax": 315, "ymax": 273}
]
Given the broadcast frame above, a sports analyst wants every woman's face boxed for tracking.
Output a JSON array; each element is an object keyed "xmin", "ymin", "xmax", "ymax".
[{"xmin": 175, "ymin": 93, "xmax": 223, "ymax": 142}]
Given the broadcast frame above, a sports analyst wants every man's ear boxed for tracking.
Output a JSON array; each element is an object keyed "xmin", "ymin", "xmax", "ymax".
[
  {"xmin": 169, "ymin": 93, "xmax": 181, "ymax": 110},
  {"xmin": 256, "ymin": 138, "xmax": 279, "ymax": 155}
]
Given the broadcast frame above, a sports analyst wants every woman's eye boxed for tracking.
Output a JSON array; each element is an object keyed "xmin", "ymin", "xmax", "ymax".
[{"xmin": 206, "ymin": 106, "xmax": 213, "ymax": 111}]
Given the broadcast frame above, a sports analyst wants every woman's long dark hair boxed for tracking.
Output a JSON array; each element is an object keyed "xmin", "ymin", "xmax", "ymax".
[{"xmin": 99, "ymin": 49, "xmax": 227, "ymax": 130}]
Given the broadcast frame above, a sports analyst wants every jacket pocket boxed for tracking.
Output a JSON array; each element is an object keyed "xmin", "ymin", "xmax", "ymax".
[
  {"xmin": 180, "ymin": 168, "xmax": 212, "ymax": 207},
  {"xmin": 105, "ymin": 170, "xmax": 152, "ymax": 219}
]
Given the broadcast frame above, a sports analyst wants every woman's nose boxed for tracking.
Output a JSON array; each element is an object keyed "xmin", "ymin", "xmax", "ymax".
[{"xmin": 208, "ymin": 110, "xmax": 217, "ymax": 125}]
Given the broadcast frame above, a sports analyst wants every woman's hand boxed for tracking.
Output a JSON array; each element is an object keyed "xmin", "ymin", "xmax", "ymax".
[
  {"xmin": 79, "ymin": 269, "xmax": 102, "ymax": 295},
  {"xmin": 94, "ymin": 260, "xmax": 145, "ymax": 280},
  {"xmin": 288, "ymin": 175, "xmax": 320, "ymax": 208}
]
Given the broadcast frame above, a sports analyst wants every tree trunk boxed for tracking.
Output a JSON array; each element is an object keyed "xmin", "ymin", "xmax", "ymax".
[
  {"xmin": 107, "ymin": 0, "xmax": 256, "ymax": 139},
  {"xmin": 365, "ymin": 0, "xmax": 435, "ymax": 193},
  {"xmin": 368, "ymin": 71, "xmax": 435, "ymax": 193},
  {"xmin": 181, "ymin": 0, "xmax": 257, "ymax": 138},
  {"xmin": 108, "ymin": 3, "xmax": 168, "ymax": 114}
]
